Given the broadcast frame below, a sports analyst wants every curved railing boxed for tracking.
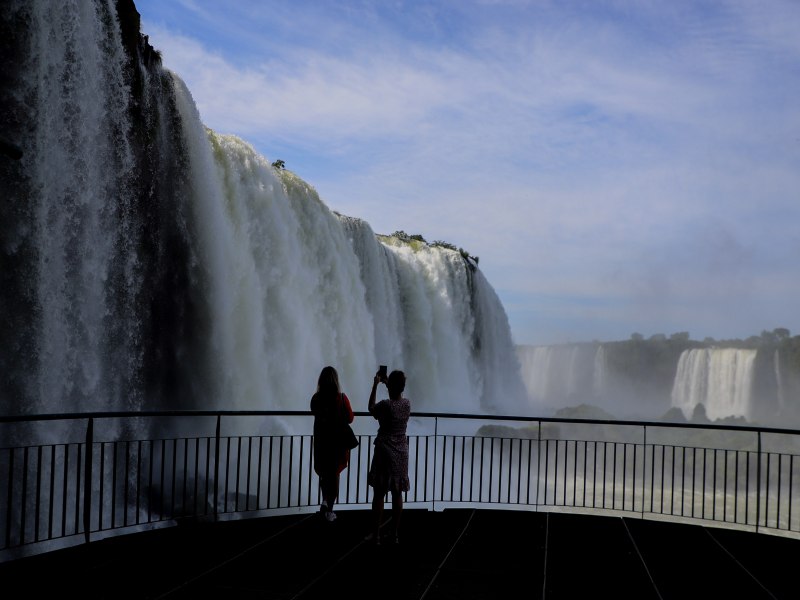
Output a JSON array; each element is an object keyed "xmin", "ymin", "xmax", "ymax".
[{"xmin": 2, "ymin": 410, "xmax": 799, "ymax": 562}]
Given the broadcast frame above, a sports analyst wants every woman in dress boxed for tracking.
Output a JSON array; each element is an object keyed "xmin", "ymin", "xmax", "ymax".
[
  {"xmin": 310, "ymin": 366, "xmax": 354, "ymax": 522},
  {"xmin": 367, "ymin": 369, "xmax": 411, "ymax": 544}
]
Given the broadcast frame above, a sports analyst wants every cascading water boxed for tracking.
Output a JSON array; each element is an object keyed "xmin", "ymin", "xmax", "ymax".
[
  {"xmin": 670, "ymin": 348, "xmax": 757, "ymax": 421},
  {"xmin": 515, "ymin": 343, "xmax": 600, "ymax": 409},
  {"xmin": 0, "ymin": 0, "xmax": 528, "ymax": 421}
]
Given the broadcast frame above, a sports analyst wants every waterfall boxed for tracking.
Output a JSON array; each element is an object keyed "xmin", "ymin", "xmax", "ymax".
[
  {"xmin": 0, "ymin": 0, "xmax": 527, "ymax": 419},
  {"xmin": 515, "ymin": 344, "xmax": 598, "ymax": 408},
  {"xmin": 592, "ymin": 345, "xmax": 607, "ymax": 396},
  {"xmin": 775, "ymin": 349, "xmax": 785, "ymax": 410},
  {"xmin": 670, "ymin": 348, "xmax": 757, "ymax": 421}
]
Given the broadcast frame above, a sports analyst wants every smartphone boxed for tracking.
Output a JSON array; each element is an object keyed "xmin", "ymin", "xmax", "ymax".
[{"xmin": 378, "ymin": 365, "xmax": 387, "ymax": 380}]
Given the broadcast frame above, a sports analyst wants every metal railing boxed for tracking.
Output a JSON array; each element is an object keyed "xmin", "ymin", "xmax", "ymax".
[{"xmin": 2, "ymin": 410, "xmax": 799, "ymax": 562}]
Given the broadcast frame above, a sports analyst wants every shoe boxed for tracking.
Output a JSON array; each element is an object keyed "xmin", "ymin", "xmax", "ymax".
[
  {"xmin": 324, "ymin": 510, "xmax": 337, "ymax": 522},
  {"xmin": 392, "ymin": 535, "xmax": 400, "ymax": 545}
]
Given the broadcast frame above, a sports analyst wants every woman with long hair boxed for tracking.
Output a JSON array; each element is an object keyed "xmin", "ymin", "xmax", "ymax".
[{"xmin": 310, "ymin": 366, "xmax": 354, "ymax": 522}]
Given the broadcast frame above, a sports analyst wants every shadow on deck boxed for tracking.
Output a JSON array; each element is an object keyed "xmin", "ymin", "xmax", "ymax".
[{"xmin": 2, "ymin": 508, "xmax": 798, "ymax": 599}]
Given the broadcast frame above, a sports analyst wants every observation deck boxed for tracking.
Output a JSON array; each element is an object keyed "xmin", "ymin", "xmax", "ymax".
[
  {"xmin": 2, "ymin": 410, "xmax": 800, "ymax": 598},
  {"xmin": 2, "ymin": 506, "xmax": 798, "ymax": 599}
]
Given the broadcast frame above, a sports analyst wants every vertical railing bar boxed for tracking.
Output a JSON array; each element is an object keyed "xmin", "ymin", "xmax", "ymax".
[
  {"xmin": 258, "ymin": 436, "xmax": 267, "ymax": 510},
  {"xmin": 724, "ymin": 449, "xmax": 729, "ymax": 523},
  {"xmin": 193, "ymin": 437, "xmax": 200, "ymax": 516},
  {"xmin": 5, "ymin": 447, "xmax": 14, "ymax": 547},
  {"xmin": 213, "ymin": 416, "xmax": 221, "ymax": 518},
  {"xmin": 137, "ymin": 440, "xmax": 143, "ymax": 524},
  {"xmin": 180, "ymin": 438, "xmax": 187, "ymax": 517},
  {"xmin": 712, "ymin": 448, "xmax": 717, "ymax": 521},
  {"xmin": 777, "ymin": 453, "xmax": 783, "ymax": 530},
  {"xmin": 125, "ymin": 440, "xmax": 131, "ymax": 525},
  {"xmin": 48, "ymin": 445, "xmax": 56, "ymax": 540},
  {"xmin": 535, "ymin": 421, "xmax": 541, "ymax": 509},
  {"xmin": 593, "ymin": 440, "xmax": 598, "ymax": 509},
  {"xmin": 234, "ymin": 437, "xmax": 242, "ymax": 513},
  {"xmin": 641, "ymin": 426, "xmax": 647, "ymax": 517},
  {"xmin": 507, "ymin": 438, "xmax": 514, "ymax": 505},
  {"xmin": 266, "ymin": 437, "xmax": 274, "ymax": 509},
  {"xmin": 612, "ymin": 442, "xmax": 617, "ymax": 510},
  {"xmin": 603, "ymin": 442, "xmax": 608, "ymax": 510},
  {"xmin": 701, "ymin": 447, "xmax": 707, "ymax": 521},
  {"xmin": 583, "ymin": 440, "xmax": 588, "ymax": 508},
  {"xmin": 34, "ymin": 446, "xmax": 42, "ymax": 542},
  {"xmin": 572, "ymin": 440, "xmax": 578, "ymax": 507},
  {"xmin": 691, "ymin": 447, "xmax": 697, "ymax": 519},
  {"xmin": 681, "ymin": 446, "xmax": 686, "ymax": 517},
  {"xmin": 224, "ymin": 436, "xmax": 232, "ymax": 514},
  {"xmin": 516, "ymin": 438, "xmax": 522, "ymax": 505},
  {"xmin": 99, "ymin": 443, "xmax": 106, "ymax": 531},
  {"xmin": 62, "ymin": 444, "xmax": 69, "ymax": 537},
  {"xmin": 288, "ymin": 436, "xmax": 296, "ymax": 508},
  {"xmin": 159, "ymin": 439, "xmax": 166, "ymax": 521},
  {"xmin": 75, "ymin": 441, "xmax": 82, "ymax": 536},
  {"xmin": 147, "ymin": 440, "xmax": 154, "ymax": 523},
  {"xmin": 543, "ymin": 439, "xmax": 550, "ymax": 507},
  {"xmin": 734, "ymin": 449, "xmax": 739, "ymax": 524},
  {"xmin": 306, "ymin": 436, "xmax": 313, "ymax": 508},
  {"xmin": 756, "ymin": 433, "xmax": 762, "ymax": 532},
  {"xmin": 670, "ymin": 445, "xmax": 675, "ymax": 515},
  {"xmin": 449, "ymin": 437, "xmax": 456, "ymax": 502},
  {"xmin": 479, "ymin": 436, "xmax": 486, "ymax": 504},
  {"xmin": 789, "ymin": 454, "xmax": 794, "ymax": 531},
  {"xmin": 278, "ymin": 437, "xmax": 285, "ymax": 509},
  {"xmin": 462, "ymin": 436, "xmax": 469, "ymax": 503},
  {"xmin": 84, "ymin": 426, "xmax": 94, "ymax": 540},
  {"xmin": 623, "ymin": 443, "xmax": 628, "ymax": 512},
  {"xmin": 433, "ymin": 418, "xmax": 439, "ymax": 509},
  {"xmin": 111, "ymin": 441, "xmax": 118, "ymax": 529},
  {"xmin": 557, "ymin": 438, "xmax": 562, "ymax": 506},
  {"xmin": 204, "ymin": 437, "xmax": 211, "ymax": 516},
  {"xmin": 20, "ymin": 447, "xmax": 29, "ymax": 545},
  {"xmin": 765, "ymin": 451, "xmax": 771, "ymax": 530}
]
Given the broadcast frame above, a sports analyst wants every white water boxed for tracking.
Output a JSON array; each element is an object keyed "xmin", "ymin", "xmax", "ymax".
[
  {"xmin": 671, "ymin": 348, "xmax": 757, "ymax": 421},
  {"xmin": 515, "ymin": 344, "xmax": 599, "ymax": 408},
  {"xmin": 5, "ymin": 1, "xmax": 527, "ymax": 419},
  {"xmin": 25, "ymin": 0, "xmax": 142, "ymax": 411}
]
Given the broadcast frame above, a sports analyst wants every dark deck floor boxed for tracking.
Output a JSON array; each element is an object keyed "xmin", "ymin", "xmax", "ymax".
[{"xmin": 2, "ymin": 508, "xmax": 798, "ymax": 599}]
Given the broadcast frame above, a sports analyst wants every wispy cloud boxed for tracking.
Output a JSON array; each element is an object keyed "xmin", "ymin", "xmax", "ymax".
[{"xmin": 138, "ymin": 0, "xmax": 800, "ymax": 345}]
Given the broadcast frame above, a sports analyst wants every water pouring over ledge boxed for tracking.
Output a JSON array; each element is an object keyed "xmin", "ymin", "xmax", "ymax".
[{"xmin": 0, "ymin": 0, "xmax": 528, "ymax": 422}]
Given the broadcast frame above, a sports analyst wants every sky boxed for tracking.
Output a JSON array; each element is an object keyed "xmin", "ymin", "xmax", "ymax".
[{"xmin": 135, "ymin": 0, "xmax": 800, "ymax": 347}]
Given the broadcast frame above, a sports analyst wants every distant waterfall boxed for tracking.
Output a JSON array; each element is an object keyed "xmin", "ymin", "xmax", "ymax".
[
  {"xmin": 515, "ymin": 344, "xmax": 599, "ymax": 407},
  {"xmin": 0, "ymin": 0, "xmax": 527, "ymax": 418},
  {"xmin": 671, "ymin": 348, "xmax": 757, "ymax": 421}
]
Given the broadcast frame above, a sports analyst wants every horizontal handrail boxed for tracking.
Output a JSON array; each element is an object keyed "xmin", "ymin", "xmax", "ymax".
[{"xmin": 2, "ymin": 410, "xmax": 798, "ymax": 436}]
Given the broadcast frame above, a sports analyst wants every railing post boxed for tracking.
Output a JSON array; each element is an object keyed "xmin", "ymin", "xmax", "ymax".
[
  {"xmin": 83, "ymin": 418, "xmax": 93, "ymax": 544},
  {"xmin": 535, "ymin": 421, "xmax": 541, "ymax": 509},
  {"xmin": 214, "ymin": 415, "xmax": 221, "ymax": 520},
  {"xmin": 756, "ymin": 431, "xmax": 761, "ymax": 533},
  {"xmin": 432, "ymin": 417, "xmax": 438, "ymax": 512},
  {"xmin": 641, "ymin": 425, "xmax": 647, "ymax": 517}
]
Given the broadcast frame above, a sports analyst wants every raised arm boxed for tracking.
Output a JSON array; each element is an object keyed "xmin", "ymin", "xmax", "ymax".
[{"xmin": 368, "ymin": 375, "xmax": 379, "ymax": 412}]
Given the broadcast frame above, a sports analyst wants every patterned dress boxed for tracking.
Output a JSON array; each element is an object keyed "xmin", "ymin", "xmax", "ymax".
[{"xmin": 367, "ymin": 396, "xmax": 411, "ymax": 493}]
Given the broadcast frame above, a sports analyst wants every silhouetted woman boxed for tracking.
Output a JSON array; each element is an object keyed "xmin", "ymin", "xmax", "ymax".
[
  {"xmin": 367, "ymin": 369, "xmax": 411, "ymax": 544},
  {"xmin": 310, "ymin": 366, "xmax": 354, "ymax": 522}
]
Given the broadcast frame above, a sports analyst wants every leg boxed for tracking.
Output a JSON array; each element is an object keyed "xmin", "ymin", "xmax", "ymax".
[
  {"xmin": 391, "ymin": 490, "xmax": 403, "ymax": 540},
  {"xmin": 371, "ymin": 487, "xmax": 386, "ymax": 541},
  {"xmin": 326, "ymin": 472, "xmax": 340, "ymax": 513}
]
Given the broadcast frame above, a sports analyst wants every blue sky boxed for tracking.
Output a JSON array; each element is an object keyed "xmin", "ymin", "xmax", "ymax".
[{"xmin": 135, "ymin": 0, "xmax": 800, "ymax": 346}]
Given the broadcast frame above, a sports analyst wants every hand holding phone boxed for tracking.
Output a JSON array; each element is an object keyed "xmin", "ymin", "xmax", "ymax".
[{"xmin": 378, "ymin": 365, "xmax": 387, "ymax": 381}]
